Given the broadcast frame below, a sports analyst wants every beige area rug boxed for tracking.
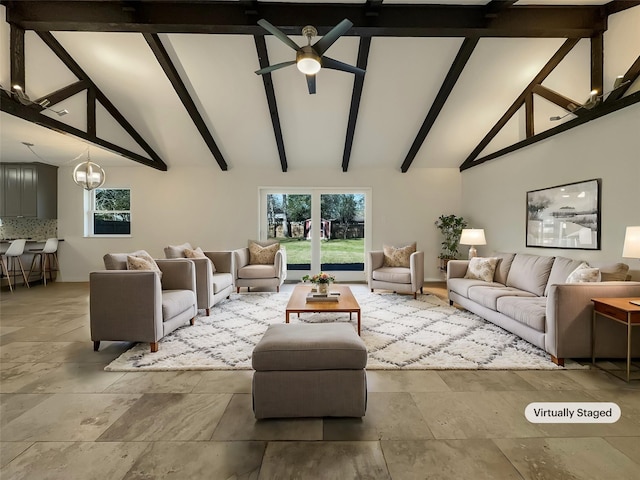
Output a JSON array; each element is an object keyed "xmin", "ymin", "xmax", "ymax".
[{"xmin": 105, "ymin": 288, "xmax": 586, "ymax": 372}]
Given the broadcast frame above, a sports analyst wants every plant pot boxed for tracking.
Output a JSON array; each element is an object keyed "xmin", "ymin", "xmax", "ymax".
[{"xmin": 439, "ymin": 258, "xmax": 453, "ymax": 273}]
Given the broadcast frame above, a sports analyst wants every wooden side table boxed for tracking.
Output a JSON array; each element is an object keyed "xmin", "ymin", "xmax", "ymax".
[{"xmin": 591, "ymin": 297, "xmax": 640, "ymax": 382}]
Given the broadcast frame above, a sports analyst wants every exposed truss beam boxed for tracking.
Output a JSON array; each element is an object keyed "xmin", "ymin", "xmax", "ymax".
[
  {"xmin": 342, "ymin": 37, "xmax": 371, "ymax": 173},
  {"xmin": 3, "ymin": 1, "xmax": 610, "ymax": 38},
  {"xmin": 9, "ymin": 24, "xmax": 24, "ymax": 91},
  {"xmin": 460, "ymin": 38, "xmax": 579, "ymax": 170},
  {"xmin": 143, "ymin": 33, "xmax": 228, "ymax": 171},
  {"xmin": 525, "ymin": 92, "xmax": 534, "ymax": 138},
  {"xmin": 0, "ymin": 90, "xmax": 164, "ymax": 169},
  {"xmin": 254, "ymin": 35, "xmax": 288, "ymax": 173},
  {"xmin": 33, "ymin": 80, "xmax": 89, "ymax": 107},
  {"xmin": 461, "ymin": 90, "xmax": 640, "ymax": 171},
  {"xmin": 532, "ymin": 85, "xmax": 585, "ymax": 116},
  {"xmin": 400, "ymin": 37, "xmax": 479, "ymax": 173},
  {"xmin": 591, "ymin": 33, "xmax": 604, "ymax": 97},
  {"xmin": 484, "ymin": 0, "xmax": 517, "ymax": 18},
  {"xmin": 34, "ymin": 31, "xmax": 168, "ymax": 170},
  {"xmin": 606, "ymin": 0, "xmax": 640, "ymax": 15},
  {"xmin": 606, "ymin": 55, "xmax": 640, "ymax": 103}
]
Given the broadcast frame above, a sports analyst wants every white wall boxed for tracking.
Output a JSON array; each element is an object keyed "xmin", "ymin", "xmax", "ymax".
[
  {"xmin": 461, "ymin": 102, "xmax": 640, "ymax": 279},
  {"xmin": 57, "ymin": 165, "xmax": 462, "ymax": 282}
]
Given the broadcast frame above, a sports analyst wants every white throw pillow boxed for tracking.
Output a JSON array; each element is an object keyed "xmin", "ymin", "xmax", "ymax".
[
  {"xmin": 464, "ymin": 257, "xmax": 499, "ymax": 282},
  {"xmin": 566, "ymin": 262, "xmax": 601, "ymax": 283}
]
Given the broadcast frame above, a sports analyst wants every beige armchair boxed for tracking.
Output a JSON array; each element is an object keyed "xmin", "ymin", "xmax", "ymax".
[
  {"xmin": 90, "ymin": 252, "xmax": 197, "ymax": 353},
  {"xmin": 368, "ymin": 243, "xmax": 424, "ymax": 299},
  {"xmin": 164, "ymin": 243, "xmax": 234, "ymax": 315},
  {"xmin": 233, "ymin": 240, "xmax": 287, "ymax": 293}
]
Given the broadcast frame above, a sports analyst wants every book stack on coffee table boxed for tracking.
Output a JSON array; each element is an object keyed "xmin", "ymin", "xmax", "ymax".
[{"xmin": 306, "ymin": 291, "xmax": 340, "ymax": 302}]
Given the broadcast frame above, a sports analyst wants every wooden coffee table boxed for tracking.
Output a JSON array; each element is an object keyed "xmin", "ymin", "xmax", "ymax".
[{"xmin": 285, "ymin": 284, "xmax": 362, "ymax": 335}]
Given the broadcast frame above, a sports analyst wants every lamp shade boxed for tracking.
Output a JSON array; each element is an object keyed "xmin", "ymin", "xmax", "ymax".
[
  {"xmin": 73, "ymin": 159, "xmax": 105, "ymax": 191},
  {"xmin": 459, "ymin": 229, "xmax": 487, "ymax": 246},
  {"xmin": 622, "ymin": 226, "xmax": 640, "ymax": 259}
]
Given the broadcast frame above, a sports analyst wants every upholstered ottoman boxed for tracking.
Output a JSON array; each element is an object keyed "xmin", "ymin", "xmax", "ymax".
[{"xmin": 252, "ymin": 323, "xmax": 368, "ymax": 419}]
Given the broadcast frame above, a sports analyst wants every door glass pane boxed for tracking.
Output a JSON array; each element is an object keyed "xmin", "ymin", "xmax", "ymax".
[
  {"xmin": 266, "ymin": 193, "xmax": 311, "ymax": 270},
  {"xmin": 320, "ymin": 193, "xmax": 365, "ymax": 271}
]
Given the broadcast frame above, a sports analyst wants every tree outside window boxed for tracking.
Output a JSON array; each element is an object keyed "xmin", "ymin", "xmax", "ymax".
[{"xmin": 92, "ymin": 188, "xmax": 131, "ymax": 235}]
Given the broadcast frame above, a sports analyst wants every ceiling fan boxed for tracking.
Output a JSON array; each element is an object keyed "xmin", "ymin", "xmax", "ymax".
[{"xmin": 255, "ymin": 18, "xmax": 365, "ymax": 94}]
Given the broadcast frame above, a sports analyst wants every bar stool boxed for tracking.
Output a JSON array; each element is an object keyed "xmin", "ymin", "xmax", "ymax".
[
  {"xmin": 1, "ymin": 239, "xmax": 30, "ymax": 292},
  {"xmin": 28, "ymin": 238, "xmax": 59, "ymax": 286}
]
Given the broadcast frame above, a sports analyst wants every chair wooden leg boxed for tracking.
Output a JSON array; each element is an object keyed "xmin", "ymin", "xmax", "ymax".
[
  {"xmin": 371, "ymin": 288, "xmax": 374, "ymax": 293},
  {"xmin": 276, "ymin": 286, "xmax": 279, "ymax": 293},
  {"xmin": 413, "ymin": 292, "xmax": 417, "ymax": 299},
  {"xmin": 150, "ymin": 342, "xmax": 158, "ymax": 353},
  {"xmin": 236, "ymin": 287, "xmax": 240, "ymax": 294},
  {"xmin": 550, "ymin": 355, "xmax": 564, "ymax": 367},
  {"xmin": 205, "ymin": 308, "xmax": 210, "ymax": 316},
  {"xmin": 93, "ymin": 341, "xmax": 100, "ymax": 351},
  {"xmin": 190, "ymin": 317, "xmax": 196, "ymax": 325}
]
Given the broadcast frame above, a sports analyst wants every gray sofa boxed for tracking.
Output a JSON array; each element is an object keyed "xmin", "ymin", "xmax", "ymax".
[{"xmin": 447, "ymin": 252, "xmax": 640, "ymax": 365}]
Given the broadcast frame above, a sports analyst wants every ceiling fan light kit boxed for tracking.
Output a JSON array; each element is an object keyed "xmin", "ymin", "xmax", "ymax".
[{"xmin": 255, "ymin": 18, "xmax": 364, "ymax": 94}]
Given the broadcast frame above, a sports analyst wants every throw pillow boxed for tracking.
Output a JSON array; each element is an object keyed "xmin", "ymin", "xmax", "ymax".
[
  {"xmin": 383, "ymin": 243, "xmax": 417, "ymax": 267},
  {"xmin": 126, "ymin": 252, "xmax": 162, "ymax": 278},
  {"xmin": 464, "ymin": 257, "xmax": 499, "ymax": 282},
  {"xmin": 566, "ymin": 262, "xmax": 601, "ymax": 283},
  {"xmin": 249, "ymin": 241, "xmax": 279, "ymax": 265},
  {"xmin": 164, "ymin": 242, "xmax": 192, "ymax": 259},
  {"xmin": 185, "ymin": 247, "xmax": 217, "ymax": 273}
]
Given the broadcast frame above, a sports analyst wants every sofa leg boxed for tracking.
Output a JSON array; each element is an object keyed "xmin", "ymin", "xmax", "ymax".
[
  {"xmin": 205, "ymin": 308, "xmax": 210, "ymax": 316},
  {"xmin": 550, "ymin": 355, "xmax": 564, "ymax": 367},
  {"xmin": 371, "ymin": 288, "xmax": 374, "ymax": 293},
  {"xmin": 420, "ymin": 287, "xmax": 423, "ymax": 294},
  {"xmin": 190, "ymin": 317, "xmax": 196, "ymax": 326},
  {"xmin": 237, "ymin": 287, "xmax": 240, "ymax": 294},
  {"xmin": 150, "ymin": 342, "xmax": 158, "ymax": 353},
  {"xmin": 93, "ymin": 341, "xmax": 100, "ymax": 352},
  {"xmin": 276, "ymin": 286, "xmax": 280, "ymax": 292},
  {"xmin": 413, "ymin": 292, "xmax": 417, "ymax": 299},
  {"xmin": 449, "ymin": 300, "xmax": 453, "ymax": 306}
]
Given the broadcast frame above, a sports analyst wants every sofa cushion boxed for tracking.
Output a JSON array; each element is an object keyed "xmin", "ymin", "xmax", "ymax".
[
  {"xmin": 104, "ymin": 250, "xmax": 151, "ymax": 270},
  {"xmin": 372, "ymin": 266, "xmax": 412, "ymax": 284},
  {"xmin": 544, "ymin": 256, "xmax": 584, "ymax": 296},
  {"xmin": 496, "ymin": 296, "xmax": 547, "ymax": 332},
  {"xmin": 252, "ymin": 323, "xmax": 367, "ymax": 371},
  {"xmin": 212, "ymin": 272, "xmax": 233, "ymax": 293},
  {"xmin": 589, "ymin": 262, "xmax": 630, "ymax": 281},
  {"xmin": 492, "ymin": 253, "xmax": 516, "ymax": 285},
  {"xmin": 468, "ymin": 286, "xmax": 536, "ymax": 311},
  {"xmin": 566, "ymin": 263, "xmax": 601, "ymax": 283},
  {"xmin": 249, "ymin": 241, "xmax": 279, "ymax": 265},
  {"xmin": 506, "ymin": 254, "xmax": 554, "ymax": 297},
  {"xmin": 162, "ymin": 290, "xmax": 196, "ymax": 320},
  {"xmin": 464, "ymin": 257, "xmax": 499, "ymax": 282},
  {"xmin": 238, "ymin": 264, "xmax": 277, "ymax": 279},
  {"xmin": 164, "ymin": 243, "xmax": 193, "ymax": 259},
  {"xmin": 383, "ymin": 243, "xmax": 416, "ymax": 267},
  {"xmin": 448, "ymin": 277, "xmax": 504, "ymax": 297}
]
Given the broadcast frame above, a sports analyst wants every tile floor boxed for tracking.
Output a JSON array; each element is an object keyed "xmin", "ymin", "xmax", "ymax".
[{"xmin": 1, "ymin": 282, "xmax": 639, "ymax": 479}]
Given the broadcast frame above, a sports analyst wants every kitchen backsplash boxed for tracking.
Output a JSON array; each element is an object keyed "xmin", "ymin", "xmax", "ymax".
[{"xmin": 0, "ymin": 218, "xmax": 58, "ymax": 240}]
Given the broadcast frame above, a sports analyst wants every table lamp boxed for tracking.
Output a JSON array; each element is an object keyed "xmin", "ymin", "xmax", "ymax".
[
  {"xmin": 622, "ymin": 226, "xmax": 640, "ymax": 306},
  {"xmin": 459, "ymin": 228, "xmax": 486, "ymax": 259}
]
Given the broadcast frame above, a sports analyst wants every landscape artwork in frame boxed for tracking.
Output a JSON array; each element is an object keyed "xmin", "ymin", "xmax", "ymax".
[{"xmin": 526, "ymin": 179, "xmax": 601, "ymax": 250}]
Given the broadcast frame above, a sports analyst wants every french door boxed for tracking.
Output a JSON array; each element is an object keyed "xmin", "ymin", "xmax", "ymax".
[{"xmin": 260, "ymin": 188, "xmax": 371, "ymax": 282}]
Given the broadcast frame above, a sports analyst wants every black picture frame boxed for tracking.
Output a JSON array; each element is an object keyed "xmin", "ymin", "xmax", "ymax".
[{"xmin": 526, "ymin": 178, "xmax": 601, "ymax": 250}]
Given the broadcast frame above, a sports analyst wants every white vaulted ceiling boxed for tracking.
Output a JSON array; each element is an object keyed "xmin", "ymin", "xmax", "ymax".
[{"xmin": 0, "ymin": 1, "xmax": 639, "ymax": 172}]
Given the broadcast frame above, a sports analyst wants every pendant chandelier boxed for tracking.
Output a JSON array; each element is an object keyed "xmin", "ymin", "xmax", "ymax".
[{"xmin": 72, "ymin": 148, "xmax": 105, "ymax": 191}]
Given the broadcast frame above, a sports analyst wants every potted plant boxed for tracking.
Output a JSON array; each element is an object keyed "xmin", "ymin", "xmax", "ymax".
[
  {"xmin": 302, "ymin": 272, "xmax": 336, "ymax": 295},
  {"xmin": 434, "ymin": 214, "xmax": 468, "ymax": 272}
]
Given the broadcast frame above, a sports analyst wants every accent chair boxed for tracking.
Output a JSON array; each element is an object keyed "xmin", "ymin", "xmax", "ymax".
[
  {"xmin": 233, "ymin": 240, "xmax": 287, "ymax": 293},
  {"xmin": 368, "ymin": 243, "xmax": 424, "ymax": 299}
]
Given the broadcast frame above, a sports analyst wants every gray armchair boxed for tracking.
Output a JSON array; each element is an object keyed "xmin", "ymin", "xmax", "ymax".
[
  {"xmin": 233, "ymin": 240, "xmax": 287, "ymax": 293},
  {"xmin": 90, "ymin": 252, "xmax": 197, "ymax": 353},
  {"xmin": 368, "ymin": 245, "xmax": 424, "ymax": 299},
  {"xmin": 164, "ymin": 243, "xmax": 234, "ymax": 315}
]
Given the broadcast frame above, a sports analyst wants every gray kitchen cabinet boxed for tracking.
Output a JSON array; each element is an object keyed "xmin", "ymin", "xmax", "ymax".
[{"xmin": 0, "ymin": 162, "xmax": 58, "ymax": 219}]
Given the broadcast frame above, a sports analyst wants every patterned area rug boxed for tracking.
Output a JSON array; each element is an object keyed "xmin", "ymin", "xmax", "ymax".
[{"xmin": 105, "ymin": 289, "xmax": 583, "ymax": 371}]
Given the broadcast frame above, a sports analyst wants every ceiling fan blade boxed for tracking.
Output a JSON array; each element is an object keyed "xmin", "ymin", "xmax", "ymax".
[
  {"xmin": 257, "ymin": 19, "xmax": 300, "ymax": 51},
  {"xmin": 312, "ymin": 19, "xmax": 353, "ymax": 56},
  {"xmin": 306, "ymin": 74, "xmax": 316, "ymax": 95},
  {"xmin": 321, "ymin": 57, "xmax": 365, "ymax": 76},
  {"xmin": 255, "ymin": 61, "xmax": 296, "ymax": 75}
]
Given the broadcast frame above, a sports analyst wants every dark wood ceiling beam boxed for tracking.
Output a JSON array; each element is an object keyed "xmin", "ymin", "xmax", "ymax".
[
  {"xmin": 525, "ymin": 92, "xmax": 534, "ymax": 138},
  {"xmin": 342, "ymin": 37, "xmax": 371, "ymax": 173},
  {"xmin": 484, "ymin": 0, "xmax": 517, "ymax": 18},
  {"xmin": 0, "ymin": 90, "xmax": 165, "ymax": 169},
  {"xmin": 605, "ymin": 55, "xmax": 640, "ymax": 103},
  {"xmin": 254, "ymin": 35, "xmax": 288, "ymax": 173},
  {"xmin": 35, "ymin": 31, "xmax": 167, "ymax": 170},
  {"xmin": 460, "ymin": 38, "xmax": 579, "ymax": 170},
  {"xmin": 400, "ymin": 37, "xmax": 479, "ymax": 173},
  {"xmin": 3, "ymin": 1, "xmax": 607, "ymax": 38},
  {"xmin": 33, "ymin": 79, "xmax": 89, "ymax": 107},
  {"xmin": 461, "ymin": 90, "xmax": 640, "ymax": 171},
  {"xmin": 143, "ymin": 33, "xmax": 228, "ymax": 171},
  {"xmin": 87, "ymin": 86, "xmax": 96, "ymax": 137},
  {"xmin": 9, "ymin": 24, "xmax": 25, "ymax": 91},
  {"xmin": 605, "ymin": 0, "xmax": 640, "ymax": 15},
  {"xmin": 532, "ymin": 84, "xmax": 585, "ymax": 115},
  {"xmin": 591, "ymin": 33, "xmax": 604, "ymax": 98}
]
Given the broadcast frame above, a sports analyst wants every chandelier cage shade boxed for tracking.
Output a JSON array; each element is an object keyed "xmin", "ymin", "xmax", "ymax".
[
  {"xmin": 622, "ymin": 226, "xmax": 640, "ymax": 259},
  {"xmin": 459, "ymin": 228, "xmax": 487, "ymax": 259},
  {"xmin": 73, "ymin": 153, "xmax": 106, "ymax": 191}
]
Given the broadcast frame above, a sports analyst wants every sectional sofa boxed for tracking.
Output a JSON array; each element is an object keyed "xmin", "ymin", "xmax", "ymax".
[{"xmin": 447, "ymin": 253, "xmax": 640, "ymax": 365}]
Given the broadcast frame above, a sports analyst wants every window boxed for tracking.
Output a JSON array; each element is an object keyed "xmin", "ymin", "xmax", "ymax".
[{"xmin": 87, "ymin": 188, "xmax": 131, "ymax": 236}]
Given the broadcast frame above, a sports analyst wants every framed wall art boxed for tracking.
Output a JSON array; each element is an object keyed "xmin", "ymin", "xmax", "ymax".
[{"xmin": 526, "ymin": 178, "xmax": 601, "ymax": 250}]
